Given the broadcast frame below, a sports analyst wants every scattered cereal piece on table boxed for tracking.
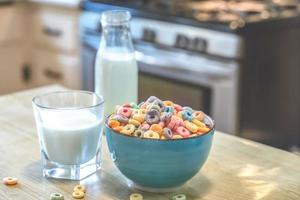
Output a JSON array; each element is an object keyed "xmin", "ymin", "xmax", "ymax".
[
  {"xmin": 171, "ymin": 194, "xmax": 186, "ymax": 200},
  {"xmin": 129, "ymin": 193, "xmax": 143, "ymax": 200},
  {"xmin": 73, "ymin": 185, "xmax": 86, "ymax": 193},
  {"xmin": 2, "ymin": 177, "xmax": 18, "ymax": 185},
  {"xmin": 50, "ymin": 193, "xmax": 64, "ymax": 200},
  {"xmin": 72, "ymin": 191, "xmax": 84, "ymax": 199}
]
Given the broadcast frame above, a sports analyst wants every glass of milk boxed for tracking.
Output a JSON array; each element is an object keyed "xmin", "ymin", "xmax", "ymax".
[{"xmin": 32, "ymin": 91, "xmax": 104, "ymax": 180}]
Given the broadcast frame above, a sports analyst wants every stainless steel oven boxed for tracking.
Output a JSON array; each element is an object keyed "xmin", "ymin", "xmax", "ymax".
[{"xmin": 80, "ymin": 11, "xmax": 240, "ymax": 134}]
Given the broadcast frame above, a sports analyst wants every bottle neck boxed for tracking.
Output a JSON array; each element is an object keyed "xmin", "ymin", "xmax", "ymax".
[{"xmin": 101, "ymin": 23, "xmax": 134, "ymax": 52}]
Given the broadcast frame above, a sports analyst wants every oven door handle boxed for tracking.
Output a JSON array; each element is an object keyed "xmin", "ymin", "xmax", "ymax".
[{"xmin": 135, "ymin": 50, "xmax": 234, "ymax": 80}]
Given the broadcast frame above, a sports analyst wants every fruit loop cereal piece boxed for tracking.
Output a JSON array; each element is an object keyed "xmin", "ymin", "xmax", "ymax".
[
  {"xmin": 145, "ymin": 110, "xmax": 160, "ymax": 124},
  {"xmin": 73, "ymin": 185, "xmax": 86, "ymax": 193},
  {"xmin": 146, "ymin": 96, "xmax": 159, "ymax": 103},
  {"xmin": 112, "ymin": 126, "xmax": 123, "ymax": 132},
  {"xmin": 197, "ymin": 127, "xmax": 210, "ymax": 134},
  {"xmin": 133, "ymin": 129, "xmax": 144, "ymax": 137},
  {"xmin": 132, "ymin": 114, "xmax": 145, "ymax": 123},
  {"xmin": 193, "ymin": 111, "xmax": 205, "ymax": 121},
  {"xmin": 129, "ymin": 193, "xmax": 143, "ymax": 200},
  {"xmin": 50, "ymin": 193, "xmax": 64, "ymax": 200},
  {"xmin": 120, "ymin": 124, "xmax": 135, "ymax": 135},
  {"xmin": 130, "ymin": 102, "xmax": 139, "ymax": 109},
  {"xmin": 143, "ymin": 130, "xmax": 160, "ymax": 139},
  {"xmin": 182, "ymin": 110, "xmax": 193, "ymax": 121},
  {"xmin": 159, "ymin": 121, "xmax": 165, "ymax": 128},
  {"xmin": 171, "ymin": 194, "xmax": 186, "ymax": 200},
  {"xmin": 153, "ymin": 99, "xmax": 165, "ymax": 111},
  {"xmin": 72, "ymin": 191, "xmax": 84, "ymax": 199},
  {"xmin": 176, "ymin": 111, "xmax": 183, "ymax": 119},
  {"xmin": 183, "ymin": 106, "xmax": 193, "ymax": 113},
  {"xmin": 176, "ymin": 126, "xmax": 190, "ymax": 138},
  {"xmin": 150, "ymin": 124, "xmax": 163, "ymax": 134},
  {"xmin": 161, "ymin": 112, "xmax": 172, "ymax": 122},
  {"xmin": 117, "ymin": 107, "xmax": 132, "ymax": 118},
  {"xmin": 138, "ymin": 109, "xmax": 147, "ymax": 115},
  {"xmin": 164, "ymin": 106, "xmax": 174, "ymax": 114},
  {"xmin": 108, "ymin": 120, "xmax": 120, "ymax": 128},
  {"xmin": 184, "ymin": 121, "xmax": 198, "ymax": 133},
  {"xmin": 174, "ymin": 104, "xmax": 183, "ymax": 112},
  {"xmin": 163, "ymin": 100, "xmax": 174, "ymax": 107},
  {"xmin": 111, "ymin": 115, "xmax": 129, "ymax": 123},
  {"xmin": 163, "ymin": 127, "xmax": 173, "ymax": 139},
  {"xmin": 140, "ymin": 123, "xmax": 150, "ymax": 131},
  {"xmin": 129, "ymin": 119, "xmax": 141, "ymax": 127},
  {"xmin": 192, "ymin": 119, "xmax": 206, "ymax": 127},
  {"xmin": 147, "ymin": 104, "xmax": 161, "ymax": 112},
  {"xmin": 190, "ymin": 134, "xmax": 198, "ymax": 138},
  {"xmin": 2, "ymin": 177, "xmax": 18, "ymax": 185},
  {"xmin": 167, "ymin": 116, "xmax": 183, "ymax": 130},
  {"xmin": 172, "ymin": 134, "xmax": 183, "ymax": 139}
]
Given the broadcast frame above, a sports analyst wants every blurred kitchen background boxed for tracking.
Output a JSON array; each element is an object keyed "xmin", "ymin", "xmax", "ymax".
[{"xmin": 0, "ymin": 0, "xmax": 299, "ymax": 152}]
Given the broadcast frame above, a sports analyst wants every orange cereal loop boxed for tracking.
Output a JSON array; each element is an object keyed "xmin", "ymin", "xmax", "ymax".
[
  {"xmin": 3, "ymin": 177, "xmax": 18, "ymax": 185},
  {"xmin": 108, "ymin": 120, "xmax": 120, "ymax": 128},
  {"xmin": 150, "ymin": 124, "xmax": 163, "ymax": 134},
  {"xmin": 197, "ymin": 126, "xmax": 210, "ymax": 134},
  {"xmin": 163, "ymin": 100, "xmax": 174, "ymax": 107}
]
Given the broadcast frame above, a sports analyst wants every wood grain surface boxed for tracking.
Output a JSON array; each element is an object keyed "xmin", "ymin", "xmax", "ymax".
[{"xmin": 0, "ymin": 85, "xmax": 299, "ymax": 200}]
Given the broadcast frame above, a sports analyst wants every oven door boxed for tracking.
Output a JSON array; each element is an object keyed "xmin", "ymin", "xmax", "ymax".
[{"xmin": 135, "ymin": 44, "xmax": 239, "ymax": 134}]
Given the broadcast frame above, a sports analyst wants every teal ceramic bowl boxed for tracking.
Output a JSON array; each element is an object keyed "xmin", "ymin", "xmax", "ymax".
[{"xmin": 105, "ymin": 115, "xmax": 215, "ymax": 192}]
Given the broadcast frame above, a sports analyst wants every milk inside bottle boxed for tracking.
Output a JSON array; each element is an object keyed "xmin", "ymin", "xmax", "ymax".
[{"xmin": 95, "ymin": 10, "xmax": 138, "ymax": 116}]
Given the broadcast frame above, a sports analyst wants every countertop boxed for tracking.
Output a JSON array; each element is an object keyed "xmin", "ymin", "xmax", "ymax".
[{"xmin": 0, "ymin": 85, "xmax": 299, "ymax": 200}]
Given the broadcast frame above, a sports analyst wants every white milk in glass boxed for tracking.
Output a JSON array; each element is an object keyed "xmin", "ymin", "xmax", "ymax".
[
  {"xmin": 38, "ymin": 110, "xmax": 102, "ymax": 165},
  {"xmin": 95, "ymin": 49, "xmax": 138, "ymax": 116}
]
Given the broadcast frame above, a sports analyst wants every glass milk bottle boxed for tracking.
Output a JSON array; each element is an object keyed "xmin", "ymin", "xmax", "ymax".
[{"xmin": 95, "ymin": 10, "xmax": 138, "ymax": 117}]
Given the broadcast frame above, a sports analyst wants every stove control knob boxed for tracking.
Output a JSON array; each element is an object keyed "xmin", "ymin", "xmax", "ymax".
[
  {"xmin": 142, "ymin": 28, "xmax": 156, "ymax": 43},
  {"xmin": 175, "ymin": 34, "xmax": 190, "ymax": 49}
]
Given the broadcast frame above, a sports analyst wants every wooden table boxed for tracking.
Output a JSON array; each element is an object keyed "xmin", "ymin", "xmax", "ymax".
[{"xmin": 0, "ymin": 85, "xmax": 299, "ymax": 200}]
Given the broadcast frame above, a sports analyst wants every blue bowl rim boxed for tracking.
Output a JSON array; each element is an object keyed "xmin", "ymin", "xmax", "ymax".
[{"xmin": 105, "ymin": 114, "xmax": 215, "ymax": 141}]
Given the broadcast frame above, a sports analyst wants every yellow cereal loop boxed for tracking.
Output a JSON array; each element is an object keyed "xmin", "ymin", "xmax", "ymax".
[
  {"xmin": 132, "ymin": 114, "xmax": 145, "ymax": 123},
  {"xmin": 2, "ymin": 177, "xmax": 18, "ymax": 185},
  {"xmin": 120, "ymin": 124, "xmax": 136, "ymax": 135},
  {"xmin": 163, "ymin": 100, "xmax": 174, "ymax": 107},
  {"xmin": 130, "ymin": 193, "xmax": 143, "ymax": 200},
  {"xmin": 150, "ymin": 124, "xmax": 163, "ymax": 134},
  {"xmin": 73, "ymin": 185, "xmax": 86, "ymax": 193},
  {"xmin": 138, "ymin": 109, "xmax": 146, "ymax": 115},
  {"xmin": 172, "ymin": 134, "xmax": 183, "ymax": 139},
  {"xmin": 189, "ymin": 134, "xmax": 198, "ymax": 138},
  {"xmin": 72, "ymin": 191, "xmax": 84, "ymax": 199},
  {"xmin": 198, "ymin": 126, "xmax": 210, "ymax": 133},
  {"xmin": 184, "ymin": 121, "xmax": 198, "ymax": 133},
  {"xmin": 128, "ymin": 119, "xmax": 141, "ymax": 127},
  {"xmin": 143, "ymin": 130, "xmax": 160, "ymax": 139},
  {"xmin": 192, "ymin": 119, "xmax": 206, "ymax": 127}
]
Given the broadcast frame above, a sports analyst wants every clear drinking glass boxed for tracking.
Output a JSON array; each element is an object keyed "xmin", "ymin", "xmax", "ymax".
[{"xmin": 32, "ymin": 91, "xmax": 104, "ymax": 180}]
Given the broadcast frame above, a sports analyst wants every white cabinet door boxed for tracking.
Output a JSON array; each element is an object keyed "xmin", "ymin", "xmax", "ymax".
[
  {"xmin": 31, "ymin": 50, "xmax": 81, "ymax": 89},
  {"xmin": 31, "ymin": 5, "xmax": 79, "ymax": 53}
]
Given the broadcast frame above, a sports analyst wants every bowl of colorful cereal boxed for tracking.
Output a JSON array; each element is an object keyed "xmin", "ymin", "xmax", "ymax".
[{"xmin": 105, "ymin": 96, "xmax": 215, "ymax": 192}]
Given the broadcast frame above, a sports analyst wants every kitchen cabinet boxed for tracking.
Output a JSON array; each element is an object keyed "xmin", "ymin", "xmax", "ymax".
[
  {"xmin": 31, "ymin": 50, "xmax": 81, "ymax": 89},
  {"xmin": 0, "ymin": 45, "xmax": 33, "ymax": 95},
  {"xmin": 0, "ymin": 1, "xmax": 82, "ymax": 94}
]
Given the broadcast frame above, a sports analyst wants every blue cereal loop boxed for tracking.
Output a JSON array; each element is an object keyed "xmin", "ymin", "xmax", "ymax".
[{"xmin": 182, "ymin": 110, "xmax": 193, "ymax": 121}]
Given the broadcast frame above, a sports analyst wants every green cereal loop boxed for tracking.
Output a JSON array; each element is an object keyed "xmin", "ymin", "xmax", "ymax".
[
  {"xmin": 171, "ymin": 194, "xmax": 186, "ymax": 200},
  {"xmin": 130, "ymin": 102, "xmax": 139, "ymax": 109},
  {"xmin": 50, "ymin": 193, "xmax": 64, "ymax": 200}
]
